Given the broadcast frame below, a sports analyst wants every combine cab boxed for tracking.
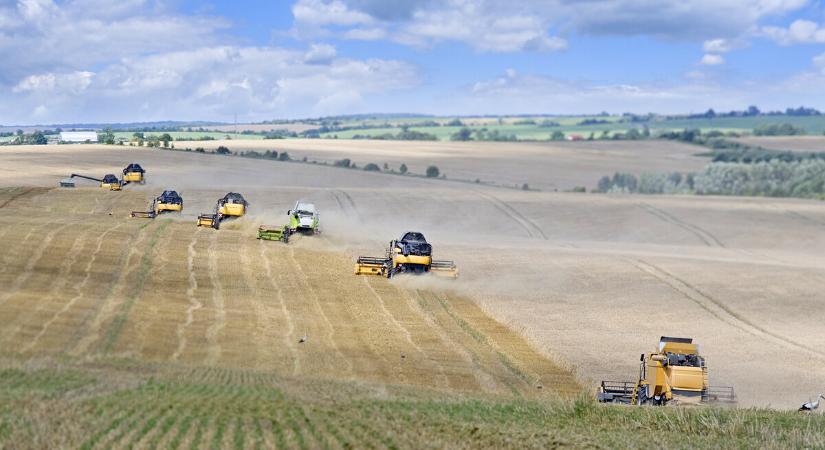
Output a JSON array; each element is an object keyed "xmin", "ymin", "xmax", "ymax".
[
  {"xmin": 122, "ymin": 163, "xmax": 146, "ymax": 184},
  {"xmin": 198, "ymin": 192, "xmax": 248, "ymax": 229},
  {"xmin": 131, "ymin": 190, "xmax": 183, "ymax": 219},
  {"xmin": 355, "ymin": 231, "xmax": 458, "ymax": 278},
  {"xmin": 288, "ymin": 201, "xmax": 320, "ymax": 235},
  {"xmin": 598, "ymin": 337, "xmax": 736, "ymax": 406}
]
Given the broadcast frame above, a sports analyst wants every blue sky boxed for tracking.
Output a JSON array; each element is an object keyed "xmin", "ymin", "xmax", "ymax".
[{"xmin": 3, "ymin": 0, "xmax": 825, "ymax": 124}]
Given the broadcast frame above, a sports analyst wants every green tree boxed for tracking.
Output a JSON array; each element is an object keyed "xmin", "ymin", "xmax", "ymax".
[
  {"xmin": 426, "ymin": 165, "xmax": 440, "ymax": 178},
  {"xmin": 399, "ymin": 163, "xmax": 408, "ymax": 174},
  {"xmin": 29, "ymin": 131, "xmax": 47, "ymax": 145},
  {"xmin": 160, "ymin": 133, "xmax": 173, "ymax": 147},
  {"xmin": 99, "ymin": 127, "xmax": 115, "ymax": 145},
  {"xmin": 450, "ymin": 127, "xmax": 473, "ymax": 141},
  {"xmin": 216, "ymin": 146, "xmax": 231, "ymax": 155},
  {"xmin": 550, "ymin": 131, "xmax": 565, "ymax": 141}
]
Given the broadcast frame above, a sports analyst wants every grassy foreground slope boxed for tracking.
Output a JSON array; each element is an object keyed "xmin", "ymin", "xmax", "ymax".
[{"xmin": 2, "ymin": 362, "xmax": 823, "ymax": 449}]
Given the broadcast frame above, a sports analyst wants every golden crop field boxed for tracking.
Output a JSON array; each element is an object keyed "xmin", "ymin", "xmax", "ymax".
[{"xmin": 2, "ymin": 143, "xmax": 825, "ymax": 448}]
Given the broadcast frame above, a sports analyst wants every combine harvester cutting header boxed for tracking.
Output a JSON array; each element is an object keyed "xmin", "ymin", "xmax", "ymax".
[
  {"xmin": 60, "ymin": 163, "xmax": 146, "ymax": 190},
  {"xmin": 598, "ymin": 336, "xmax": 736, "ymax": 406},
  {"xmin": 197, "ymin": 192, "xmax": 248, "ymax": 229},
  {"xmin": 257, "ymin": 200, "xmax": 320, "ymax": 243},
  {"xmin": 130, "ymin": 190, "xmax": 183, "ymax": 219},
  {"xmin": 355, "ymin": 231, "xmax": 458, "ymax": 278}
]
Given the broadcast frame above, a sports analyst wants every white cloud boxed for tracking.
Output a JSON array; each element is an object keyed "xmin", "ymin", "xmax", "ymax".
[
  {"xmin": 292, "ymin": 0, "xmax": 811, "ymax": 53},
  {"xmin": 814, "ymin": 52, "xmax": 825, "ymax": 73},
  {"xmin": 343, "ymin": 27, "xmax": 387, "ymax": 40},
  {"xmin": 761, "ymin": 19, "xmax": 825, "ymax": 44},
  {"xmin": 291, "ymin": 0, "xmax": 373, "ymax": 26},
  {"xmin": 304, "ymin": 43, "xmax": 337, "ymax": 64},
  {"xmin": 0, "ymin": 0, "xmax": 229, "ymax": 85},
  {"xmin": 700, "ymin": 54, "xmax": 725, "ymax": 65},
  {"xmin": 5, "ymin": 45, "xmax": 419, "ymax": 123},
  {"xmin": 295, "ymin": 0, "xmax": 568, "ymax": 53},
  {"xmin": 457, "ymin": 67, "xmax": 825, "ymax": 115},
  {"xmin": 702, "ymin": 38, "xmax": 746, "ymax": 53},
  {"xmin": 13, "ymin": 71, "xmax": 94, "ymax": 94}
]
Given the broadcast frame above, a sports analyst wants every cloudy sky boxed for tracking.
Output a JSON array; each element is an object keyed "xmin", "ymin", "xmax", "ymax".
[{"xmin": 3, "ymin": 0, "xmax": 825, "ymax": 124}]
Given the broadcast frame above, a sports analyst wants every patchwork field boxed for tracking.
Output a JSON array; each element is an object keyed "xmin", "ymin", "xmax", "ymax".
[{"xmin": 2, "ymin": 142, "xmax": 825, "ymax": 447}]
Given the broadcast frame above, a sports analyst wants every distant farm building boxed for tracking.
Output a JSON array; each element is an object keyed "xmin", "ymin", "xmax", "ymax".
[
  {"xmin": 566, "ymin": 134, "xmax": 584, "ymax": 141},
  {"xmin": 60, "ymin": 131, "xmax": 98, "ymax": 143}
]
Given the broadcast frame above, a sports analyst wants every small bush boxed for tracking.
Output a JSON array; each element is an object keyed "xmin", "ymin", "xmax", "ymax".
[
  {"xmin": 363, "ymin": 163, "xmax": 381, "ymax": 171},
  {"xmin": 278, "ymin": 152, "xmax": 290, "ymax": 161},
  {"xmin": 216, "ymin": 146, "xmax": 231, "ymax": 155},
  {"xmin": 335, "ymin": 158, "xmax": 352, "ymax": 168},
  {"xmin": 399, "ymin": 163, "xmax": 408, "ymax": 174},
  {"xmin": 195, "ymin": 147, "xmax": 205, "ymax": 153},
  {"xmin": 426, "ymin": 165, "xmax": 440, "ymax": 178}
]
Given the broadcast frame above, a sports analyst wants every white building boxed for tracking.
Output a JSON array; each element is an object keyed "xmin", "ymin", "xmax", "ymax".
[{"xmin": 59, "ymin": 131, "xmax": 98, "ymax": 143}]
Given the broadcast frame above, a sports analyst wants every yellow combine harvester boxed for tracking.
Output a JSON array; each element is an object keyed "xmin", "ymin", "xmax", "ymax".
[
  {"xmin": 598, "ymin": 336, "xmax": 736, "ymax": 406},
  {"xmin": 61, "ymin": 173, "xmax": 123, "ymax": 190},
  {"xmin": 121, "ymin": 163, "xmax": 146, "ymax": 184},
  {"xmin": 355, "ymin": 231, "xmax": 458, "ymax": 278},
  {"xmin": 130, "ymin": 190, "xmax": 183, "ymax": 218},
  {"xmin": 59, "ymin": 163, "xmax": 145, "ymax": 190},
  {"xmin": 197, "ymin": 192, "xmax": 248, "ymax": 229}
]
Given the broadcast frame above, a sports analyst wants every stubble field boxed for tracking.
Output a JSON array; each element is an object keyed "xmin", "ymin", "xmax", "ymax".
[{"xmin": 1, "ymin": 142, "xmax": 825, "ymax": 447}]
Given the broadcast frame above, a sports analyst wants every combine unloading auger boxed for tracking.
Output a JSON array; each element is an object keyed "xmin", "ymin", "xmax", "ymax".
[
  {"xmin": 355, "ymin": 231, "xmax": 458, "ymax": 279},
  {"xmin": 60, "ymin": 173, "xmax": 122, "ymax": 190},
  {"xmin": 60, "ymin": 163, "xmax": 145, "ymax": 190}
]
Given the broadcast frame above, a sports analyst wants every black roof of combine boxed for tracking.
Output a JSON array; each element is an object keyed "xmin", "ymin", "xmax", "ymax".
[
  {"xmin": 400, "ymin": 231, "xmax": 427, "ymax": 242},
  {"xmin": 123, "ymin": 163, "xmax": 145, "ymax": 173},
  {"xmin": 221, "ymin": 192, "xmax": 247, "ymax": 204}
]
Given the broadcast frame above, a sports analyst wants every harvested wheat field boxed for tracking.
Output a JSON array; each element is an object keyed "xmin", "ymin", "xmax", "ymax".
[
  {"xmin": 734, "ymin": 136, "xmax": 825, "ymax": 152},
  {"xmin": 2, "ymin": 143, "xmax": 825, "ymax": 447},
  {"xmin": 173, "ymin": 138, "xmax": 709, "ymax": 191}
]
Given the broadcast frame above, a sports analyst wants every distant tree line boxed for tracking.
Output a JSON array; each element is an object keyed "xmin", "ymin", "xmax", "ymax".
[{"xmin": 595, "ymin": 160, "xmax": 825, "ymax": 199}]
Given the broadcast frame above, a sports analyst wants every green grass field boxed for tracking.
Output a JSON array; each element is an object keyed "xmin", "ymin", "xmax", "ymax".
[
  {"xmin": 315, "ymin": 115, "xmax": 825, "ymax": 141},
  {"xmin": 2, "ymin": 361, "xmax": 823, "ymax": 449}
]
